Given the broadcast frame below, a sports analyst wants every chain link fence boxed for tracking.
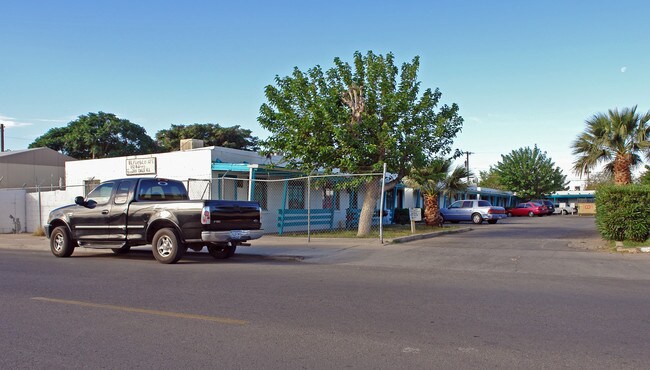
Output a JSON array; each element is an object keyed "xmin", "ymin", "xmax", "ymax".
[
  {"xmin": 1, "ymin": 171, "xmax": 390, "ymax": 240},
  {"xmin": 214, "ymin": 172, "xmax": 388, "ymax": 239}
]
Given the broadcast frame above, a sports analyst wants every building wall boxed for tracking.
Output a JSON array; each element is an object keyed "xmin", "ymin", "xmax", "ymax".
[
  {"xmin": 25, "ymin": 189, "xmax": 77, "ymax": 232},
  {"xmin": 0, "ymin": 189, "xmax": 26, "ymax": 233},
  {"xmin": 66, "ymin": 148, "xmax": 214, "ymax": 187},
  {"xmin": 0, "ymin": 163, "xmax": 66, "ymax": 190}
]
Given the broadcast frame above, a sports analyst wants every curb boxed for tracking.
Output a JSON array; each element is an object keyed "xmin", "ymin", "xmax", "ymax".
[
  {"xmin": 388, "ymin": 227, "xmax": 473, "ymax": 244},
  {"xmin": 616, "ymin": 246, "xmax": 650, "ymax": 253}
]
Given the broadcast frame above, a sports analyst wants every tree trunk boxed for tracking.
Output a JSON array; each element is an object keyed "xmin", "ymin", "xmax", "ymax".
[
  {"xmin": 423, "ymin": 193, "xmax": 443, "ymax": 226},
  {"xmin": 357, "ymin": 180, "xmax": 381, "ymax": 237},
  {"xmin": 613, "ymin": 154, "xmax": 632, "ymax": 185}
]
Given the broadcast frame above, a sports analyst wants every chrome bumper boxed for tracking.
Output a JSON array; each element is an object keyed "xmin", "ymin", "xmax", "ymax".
[{"xmin": 201, "ymin": 230, "xmax": 264, "ymax": 243}]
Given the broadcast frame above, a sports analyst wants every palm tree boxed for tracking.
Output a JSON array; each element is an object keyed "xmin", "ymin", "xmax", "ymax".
[
  {"xmin": 404, "ymin": 158, "xmax": 471, "ymax": 226},
  {"xmin": 572, "ymin": 106, "xmax": 650, "ymax": 185}
]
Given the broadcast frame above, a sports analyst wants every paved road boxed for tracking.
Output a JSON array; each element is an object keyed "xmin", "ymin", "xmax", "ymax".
[{"xmin": 1, "ymin": 216, "xmax": 650, "ymax": 369}]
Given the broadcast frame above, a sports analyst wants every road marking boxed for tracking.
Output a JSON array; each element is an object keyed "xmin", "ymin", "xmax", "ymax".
[{"xmin": 31, "ymin": 297, "xmax": 249, "ymax": 325}]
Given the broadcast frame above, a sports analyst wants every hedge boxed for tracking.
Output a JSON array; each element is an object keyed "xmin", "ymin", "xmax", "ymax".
[{"xmin": 595, "ymin": 185, "xmax": 650, "ymax": 242}]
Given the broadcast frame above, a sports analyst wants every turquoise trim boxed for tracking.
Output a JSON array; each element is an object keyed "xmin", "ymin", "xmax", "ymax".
[{"xmin": 211, "ymin": 163, "xmax": 251, "ymax": 172}]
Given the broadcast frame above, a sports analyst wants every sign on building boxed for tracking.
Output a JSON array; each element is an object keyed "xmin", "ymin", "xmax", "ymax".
[{"xmin": 126, "ymin": 157, "xmax": 157, "ymax": 176}]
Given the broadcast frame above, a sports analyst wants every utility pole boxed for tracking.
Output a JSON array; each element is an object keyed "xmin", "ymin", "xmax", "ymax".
[
  {"xmin": 464, "ymin": 150, "xmax": 474, "ymax": 184},
  {"xmin": 1, "ymin": 124, "xmax": 4, "ymax": 152}
]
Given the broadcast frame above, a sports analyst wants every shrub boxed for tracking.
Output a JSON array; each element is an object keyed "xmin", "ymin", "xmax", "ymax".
[
  {"xmin": 393, "ymin": 209, "xmax": 411, "ymax": 225},
  {"xmin": 595, "ymin": 185, "xmax": 650, "ymax": 242}
]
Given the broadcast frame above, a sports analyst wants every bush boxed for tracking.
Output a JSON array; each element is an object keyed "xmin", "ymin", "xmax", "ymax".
[
  {"xmin": 595, "ymin": 185, "xmax": 650, "ymax": 242},
  {"xmin": 393, "ymin": 209, "xmax": 411, "ymax": 225}
]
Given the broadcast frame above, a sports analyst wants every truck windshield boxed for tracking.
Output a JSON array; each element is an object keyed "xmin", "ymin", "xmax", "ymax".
[{"xmin": 138, "ymin": 179, "xmax": 189, "ymax": 201}]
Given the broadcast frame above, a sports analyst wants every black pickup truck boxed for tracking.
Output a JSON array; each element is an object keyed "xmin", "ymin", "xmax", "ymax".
[{"xmin": 45, "ymin": 177, "xmax": 263, "ymax": 264}]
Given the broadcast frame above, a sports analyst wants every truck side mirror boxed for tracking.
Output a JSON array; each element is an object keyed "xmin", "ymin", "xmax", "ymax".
[{"xmin": 74, "ymin": 196, "xmax": 85, "ymax": 206}]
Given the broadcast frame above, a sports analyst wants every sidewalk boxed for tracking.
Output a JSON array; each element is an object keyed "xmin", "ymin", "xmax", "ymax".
[{"xmin": 0, "ymin": 229, "xmax": 465, "ymax": 260}]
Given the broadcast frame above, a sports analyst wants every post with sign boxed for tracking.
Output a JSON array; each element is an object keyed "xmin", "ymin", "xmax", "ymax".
[{"xmin": 409, "ymin": 208, "xmax": 421, "ymax": 233}]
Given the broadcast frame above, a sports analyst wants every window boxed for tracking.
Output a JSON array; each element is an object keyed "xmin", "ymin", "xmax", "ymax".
[
  {"xmin": 138, "ymin": 179, "xmax": 189, "ymax": 201},
  {"xmin": 478, "ymin": 200, "xmax": 491, "ymax": 207},
  {"xmin": 287, "ymin": 183, "xmax": 304, "ymax": 210},
  {"xmin": 253, "ymin": 181, "xmax": 268, "ymax": 210},
  {"xmin": 462, "ymin": 201, "xmax": 473, "ymax": 208},
  {"xmin": 86, "ymin": 182, "xmax": 114, "ymax": 205},
  {"xmin": 323, "ymin": 186, "xmax": 340, "ymax": 210},
  {"xmin": 84, "ymin": 179, "xmax": 101, "ymax": 197},
  {"xmin": 114, "ymin": 180, "xmax": 135, "ymax": 205},
  {"xmin": 449, "ymin": 201, "xmax": 462, "ymax": 209}
]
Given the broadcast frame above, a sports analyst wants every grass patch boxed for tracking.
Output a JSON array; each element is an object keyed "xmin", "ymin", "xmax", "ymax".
[
  {"xmin": 277, "ymin": 223, "xmax": 450, "ymax": 239},
  {"xmin": 609, "ymin": 239, "xmax": 650, "ymax": 249},
  {"xmin": 32, "ymin": 227, "xmax": 45, "ymax": 237}
]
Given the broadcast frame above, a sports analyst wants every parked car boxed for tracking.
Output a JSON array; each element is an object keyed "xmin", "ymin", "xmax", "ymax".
[
  {"xmin": 507, "ymin": 202, "xmax": 548, "ymax": 217},
  {"xmin": 553, "ymin": 202, "xmax": 577, "ymax": 215},
  {"xmin": 45, "ymin": 177, "xmax": 263, "ymax": 264},
  {"xmin": 440, "ymin": 199, "xmax": 507, "ymax": 224},
  {"xmin": 532, "ymin": 199, "xmax": 555, "ymax": 215}
]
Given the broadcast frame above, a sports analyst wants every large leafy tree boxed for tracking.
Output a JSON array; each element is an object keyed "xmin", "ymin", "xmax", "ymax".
[
  {"xmin": 572, "ymin": 106, "xmax": 650, "ymax": 185},
  {"xmin": 404, "ymin": 158, "xmax": 470, "ymax": 226},
  {"xmin": 494, "ymin": 146, "xmax": 566, "ymax": 200},
  {"xmin": 478, "ymin": 168, "xmax": 505, "ymax": 190},
  {"xmin": 258, "ymin": 51, "xmax": 463, "ymax": 236},
  {"xmin": 155, "ymin": 123, "xmax": 259, "ymax": 152},
  {"xmin": 30, "ymin": 112, "xmax": 158, "ymax": 159}
]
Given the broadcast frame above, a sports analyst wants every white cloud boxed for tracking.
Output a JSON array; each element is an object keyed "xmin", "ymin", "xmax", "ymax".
[
  {"xmin": 0, "ymin": 115, "xmax": 32, "ymax": 127},
  {"xmin": 621, "ymin": 66, "xmax": 627, "ymax": 73}
]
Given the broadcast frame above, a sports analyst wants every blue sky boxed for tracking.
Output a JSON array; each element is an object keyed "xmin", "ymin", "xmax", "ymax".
[{"xmin": 2, "ymin": 0, "xmax": 649, "ymax": 181}]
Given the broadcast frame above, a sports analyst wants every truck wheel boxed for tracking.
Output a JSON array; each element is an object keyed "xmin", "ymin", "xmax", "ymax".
[
  {"xmin": 208, "ymin": 244, "xmax": 234, "ymax": 259},
  {"xmin": 507, "ymin": 212, "xmax": 513, "ymax": 217},
  {"xmin": 562, "ymin": 210, "xmax": 568, "ymax": 215},
  {"xmin": 111, "ymin": 246, "xmax": 131, "ymax": 255},
  {"xmin": 152, "ymin": 228, "xmax": 184, "ymax": 264},
  {"xmin": 50, "ymin": 226, "xmax": 76, "ymax": 258},
  {"xmin": 471, "ymin": 213, "xmax": 483, "ymax": 224},
  {"xmin": 528, "ymin": 211, "xmax": 534, "ymax": 217}
]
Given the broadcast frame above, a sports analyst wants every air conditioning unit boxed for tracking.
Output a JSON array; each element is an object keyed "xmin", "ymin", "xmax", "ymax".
[{"xmin": 180, "ymin": 139, "xmax": 204, "ymax": 151}]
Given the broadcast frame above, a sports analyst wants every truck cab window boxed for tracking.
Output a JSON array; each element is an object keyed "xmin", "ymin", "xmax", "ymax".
[{"xmin": 87, "ymin": 182, "xmax": 114, "ymax": 205}]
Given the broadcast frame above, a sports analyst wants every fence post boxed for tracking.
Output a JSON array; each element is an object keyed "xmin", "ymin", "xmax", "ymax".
[
  {"xmin": 37, "ymin": 185, "xmax": 42, "ymax": 232},
  {"xmin": 307, "ymin": 175, "xmax": 311, "ymax": 243},
  {"xmin": 379, "ymin": 163, "xmax": 386, "ymax": 244}
]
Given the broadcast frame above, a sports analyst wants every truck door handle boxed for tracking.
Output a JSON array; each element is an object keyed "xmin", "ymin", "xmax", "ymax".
[{"xmin": 102, "ymin": 210, "xmax": 109, "ymax": 215}]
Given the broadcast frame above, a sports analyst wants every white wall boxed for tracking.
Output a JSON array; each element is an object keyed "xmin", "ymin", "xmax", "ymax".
[
  {"xmin": 66, "ymin": 148, "xmax": 214, "ymax": 187},
  {"xmin": 25, "ymin": 189, "xmax": 77, "ymax": 232},
  {"xmin": 0, "ymin": 189, "xmax": 26, "ymax": 233}
]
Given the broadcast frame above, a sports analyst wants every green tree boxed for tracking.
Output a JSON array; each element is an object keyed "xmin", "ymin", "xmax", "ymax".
[
  {"xmin": 572, "ymin": 106, "xmax": 650, "ymax": 185},
  {"xmin": 639, "ymin": 165, "xmax": 650, "ymax": 186},
  {"xmin": 258, "ymin": 51, "xmax": 463, "ymax": 236},
  {"xmin": 478, "ymin": 168, "xmax": 504, "ymax": 190},
  {"xmin": 29, "ymin": 112, "xmax": 158, "ymax": 159},
  {"xmin": 155, "ymin": 123, "xmax": 259, "ymax": 152},
  {"xmin": 404, "ymin": 158, "xmax": 470, "ymax": 226},
  {"xmin": 494, "ymin": 146, "xmax": 566, "ymax": 200},
  {"xmin": 584, "ymin": 170, "xmax": 614, "ymax": 190}
]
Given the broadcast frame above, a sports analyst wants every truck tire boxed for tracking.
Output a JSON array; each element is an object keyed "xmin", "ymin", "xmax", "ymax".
[
  {"xmin": 471, "ymin": 213, "xmax": 483, "ymax": 224},
  {"xmin": 152, "ymin": 228, "xmax": 184, "ymax": 264},
  {"xmin": 111, "ymin": 246, "xmax": 131, "ymax": 255},
  {"xmin": 207, "ymin": 244, "xmax": 235, "ymax": 260},
  {"xmin": 562, "ymin": 209, "xmax": 568, "ymax": 215},
  {"xmin": 50, "ymin": 226, "xmax": 76, "ymax": 258}
]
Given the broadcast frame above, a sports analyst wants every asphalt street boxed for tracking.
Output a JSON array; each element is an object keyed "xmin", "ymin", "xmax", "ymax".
[{"xmin": 1, "ymin": 215, "xmax": 650, "ymax": 369}]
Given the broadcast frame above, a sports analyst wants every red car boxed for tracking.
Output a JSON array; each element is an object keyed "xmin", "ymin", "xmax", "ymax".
[{"xmin": 507, "ymin": 202, "xmax": 548, "ymax": 217}]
